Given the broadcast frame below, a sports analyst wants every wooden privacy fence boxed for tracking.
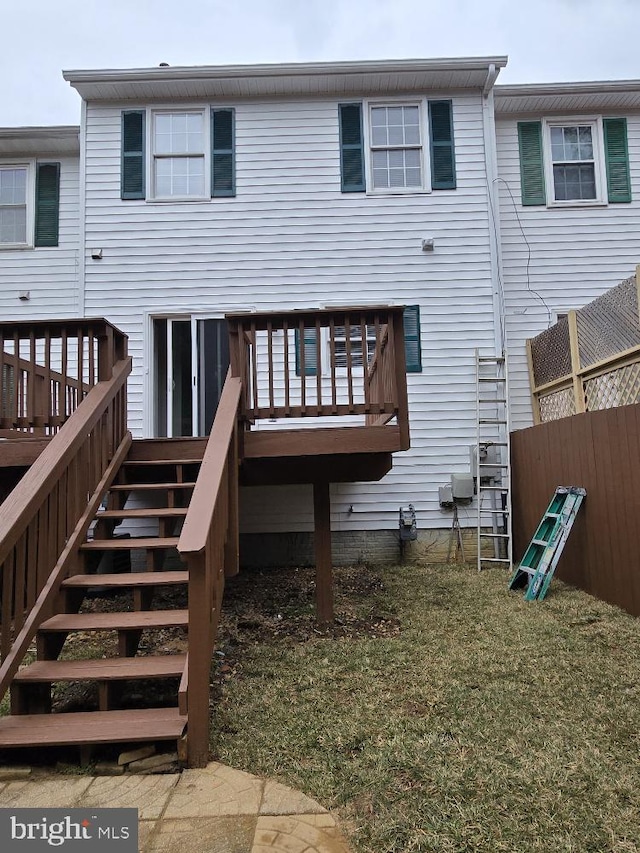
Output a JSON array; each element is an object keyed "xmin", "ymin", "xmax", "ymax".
[
  {"xmin": 226, "ymin": 305, "xmax": 409, "ymax": 437},
  {"xmin": 528, "ymin": 268, "xmax": 640, "ymax": 423},
  {"xmin": 511, "ymin": 403, "xmax": 640, "ymax": 617},
  {"xmin": 178, "ymin": 374, "xmax": 241, "ymax": 767},
  {"xmin": 0, "ymin": 319, "xmax": 127, "ymax": 435}
]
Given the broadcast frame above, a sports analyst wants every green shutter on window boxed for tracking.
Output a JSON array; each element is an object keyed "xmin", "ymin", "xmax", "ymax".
[
  {"xmin": 34, "ymin": 162, "xmax": 60, "ymax": 247},
  {"xmin": 428, "ymin": 101, "xmax": 456, "ymax": 190},
  {"xmin": 212, "ymin": 108, "xmax": 235, "ymax": 197},
  {"xmin": 294, "ymin": 327, "xmax": 319, "ymax": 376},
  {"xmin": 121, "ymin": 111, "xmax": 145, "ymax": 200},
  {"xmin": 403, "ymin": 305, "xmax": 422, "ymax": 373},
  {"xmin": 339, "ymin": 103, "xmax": 365, "ymax": 192},
  {"xmin": 603, "ymin": 118, "xmax": 631, "ymax": 203},
  {"xmin": 517, "ymin": 121, "xmax": 546, "ymax": 206}
]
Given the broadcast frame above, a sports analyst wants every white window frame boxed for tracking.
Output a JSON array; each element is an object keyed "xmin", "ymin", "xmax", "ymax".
[
  {"xmin": 542, "ymin": 117, "xmax": 607, "ymax": 208},
  {"xmin": 364, "ymin": 99, "xmax": 431, "ymax": 195},
  {"xmin": 148, "ymin": 107, "xmax": 210, "ymax": 202},
  {"xmin": 0, "ymin": 161, "xmax": 35, "ymax": 249}
]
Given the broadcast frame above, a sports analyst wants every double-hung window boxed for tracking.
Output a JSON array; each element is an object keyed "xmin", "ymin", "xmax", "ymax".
[
  {"xmin": 547, "ymin": 121, "xmax": 601, "ymax": 203},
  {"xmin": 0, "ymin": 162, "xmax": 60, "ymax": 248},
  {"xmin": 518, "ymin": 116, "xmax": 631, "ymax": 206},
  {"xmin": 122, "ymin": 107, "xmax": 236, "ymax": 201},
  {"xmin": 153, "ymin": 111, "xmax": 206, "ymax": 199},
  {"xmin": 370, "ymin": 105, "xmax": 423, "ymax": 191},
  {"xmin": 0, "ymin": 166, "xmax": 29, "ymax": 246},
  {"xmin": 339, "ymin": 100, "xmax": 455, "ymax": 194}
]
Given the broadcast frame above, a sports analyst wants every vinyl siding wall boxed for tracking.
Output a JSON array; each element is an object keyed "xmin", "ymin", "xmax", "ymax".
[
  {"xmin": 82, "ymin": 94, "xmax": 497, "ymax": 533},
  {"xmin": 0, "ymin": 156, "xmax": 80, "ymax": 319},
  {"xmin": 496, "ymin": 112, "xmax": 640, "ymax": 431}
]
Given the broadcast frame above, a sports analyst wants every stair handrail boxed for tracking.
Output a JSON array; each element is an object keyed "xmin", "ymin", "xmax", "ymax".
[
  {"xmin": 178, "ymin": 372, "xmax": 242, "ymax": 767},
  {"xmin": 0, "ymin": 355, "xmax": 132, "ymax": 682}
]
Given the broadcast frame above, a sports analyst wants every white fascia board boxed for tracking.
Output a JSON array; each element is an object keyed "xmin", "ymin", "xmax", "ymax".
[
  {"xmin": 0, "ymin": 126, "xmax": 80, "ymax": 156},
  {"xmin": 495, "ymin": 79, "xmax": 640, "ymax": 114},
  {"xmin": 63, "ymin": 56, "xmax": 508, "ymax": 100}
]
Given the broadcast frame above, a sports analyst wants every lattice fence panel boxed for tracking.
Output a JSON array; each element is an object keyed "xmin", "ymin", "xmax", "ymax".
[
  {"xmin": 529, "ymin": 315, "xmax": 572, "ymax": 387},
  {"xmin": 577, "ymin": 276, "xmax": 640, "ymax": 369},
  {"xmin": 584, "ymin": 362, "xmax": 640, "ymax": 411},
  {"xmin": 538, "ymin": 387, "xmax": 576, "ymax": 422}
]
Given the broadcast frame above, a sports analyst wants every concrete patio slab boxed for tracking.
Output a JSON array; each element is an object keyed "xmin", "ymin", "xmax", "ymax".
[
  {"xmin": 145, "ymin": 816, "xmax": 257, "ymax": 853},
  {"xmin": 83, "ymin": 773, "xmax": 179, "ymax": 820},
  {"xmin": 0, "ymin": 762, "xmax": 351, "ymax": 853},
  {"xmin": 0, "ymin": 775, "xmax": 92, "ymax": 808},
  {"xmin": 164, "ymin": 762, "xmax": 264, "ymax": 819}
]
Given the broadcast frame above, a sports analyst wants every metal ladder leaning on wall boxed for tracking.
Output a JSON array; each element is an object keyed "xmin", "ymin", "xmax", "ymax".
[{"xmin": 475, "ymin": 351, "xmax": 512, "ymax": 572}]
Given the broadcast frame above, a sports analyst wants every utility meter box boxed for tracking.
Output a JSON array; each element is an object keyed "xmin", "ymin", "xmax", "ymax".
[
  {"xmin": 451, "ymin": 473, "xmax": 474, "ymax": 500},
  {"xmin": 438, "ymin": 484, "xmax": 454, "ymax": 507}
]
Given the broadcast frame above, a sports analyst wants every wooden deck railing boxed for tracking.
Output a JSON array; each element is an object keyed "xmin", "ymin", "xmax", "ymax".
[
  {"xmin": 0, "ymin": 319, "xmax": 127, "ymax": 435},
  {"xmin": 177, "ymin": 373, "xmax": 241, "ymax": 767},
  {"xmin": 226, "ymin": 306, "xmax": 409, "ymax": 437},
  {"xmin": 0, "ymin": 352, "xmax": 132, "ymax": 691}
]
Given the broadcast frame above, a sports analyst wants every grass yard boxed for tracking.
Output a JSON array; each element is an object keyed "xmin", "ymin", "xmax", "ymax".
[{"xmin": 211, "ymin": 562, "xmax": 640, "ymax": 853}]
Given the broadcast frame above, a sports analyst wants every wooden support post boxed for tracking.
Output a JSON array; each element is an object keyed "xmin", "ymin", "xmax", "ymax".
[
  {"xmin": 526, "ymin": 338, "xmax": 541, "ymax": 425},
  {"xmin": 224, "ymin": 425, "xmax": 240, "ymax": 578},
  {"xmin": 568, "ymin": 310, "xmax": 586, "ymax": 413},
  {"xmin": 187, "ymin": 552, "xmax": 211, "ymax": 768},
  {"xmin": 313, "ymin": 480, "xmax": 334, "ymax": 625}
]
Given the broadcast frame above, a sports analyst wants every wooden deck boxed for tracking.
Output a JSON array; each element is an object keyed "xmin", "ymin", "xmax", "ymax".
[{"xmin": 0, "ymin": 307, "xmax": 410, "ymax": 767}]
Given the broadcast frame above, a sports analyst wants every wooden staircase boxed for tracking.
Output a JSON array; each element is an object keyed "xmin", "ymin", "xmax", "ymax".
[
  {"xmin": 0, "ymin": 453, "xmax": 208, "ymax": 760},
  {"xmin": 0, "ymin": 307, "xmax": 411, "ymax": 767}
]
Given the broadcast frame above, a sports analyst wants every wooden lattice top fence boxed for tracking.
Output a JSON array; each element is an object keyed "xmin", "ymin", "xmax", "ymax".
[{"xmin": 527, "ymin": 266, "xmax": 640, "ymax": 423}]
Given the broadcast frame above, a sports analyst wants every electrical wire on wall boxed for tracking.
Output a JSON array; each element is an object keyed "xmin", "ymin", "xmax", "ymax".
[{"xmin": 493, "ymin": 177, "xmax": 553, "ymax": 327}]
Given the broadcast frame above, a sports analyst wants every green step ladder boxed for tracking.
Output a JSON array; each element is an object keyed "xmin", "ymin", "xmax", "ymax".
[{"xmin": 509, "ymin": 486, "xmax": 586, "ymax": 601}]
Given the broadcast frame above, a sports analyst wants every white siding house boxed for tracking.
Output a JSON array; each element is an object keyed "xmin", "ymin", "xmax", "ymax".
[
  {"xmin": 0, "ymin": 127, "xmax": 80, "ymax": 320},
  {"xmin": 5, "ymin": 59, "xmax": 640, "ymax": 561},
  {"xmin": 57, "ymin": 58, "xmax": 507, "ymax": 556},
  {"xmin": 494, "ymin": 82, "xmax": 640, "ymax": 430}
]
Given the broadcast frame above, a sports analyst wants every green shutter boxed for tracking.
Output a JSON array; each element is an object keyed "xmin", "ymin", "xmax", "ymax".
[
  {"xmin": 604, "ymin": 118, "xmax": 631, "ymax": 203},
  {"xmin": 428, "ymin": 101, "xmax": 456, "ymax": 190},
  {"xmin": 212, "ymin": 108, "xmax": 235, "ymax": 197},
  {"xmin": 121, "ymin": 111, "xmax": 145, "ymax": 200},
  {"xmin": 403, "ymin": 305, "xmax": 422, "ymax": 373},
  {"xmin": 339, "ymin": 103, "xmax": 365, "ymax": 192},
  {"xmin": 294, "ymin": 327, "xmax": 318, "ymax": 376},
  {"xmin": 34, "ymin": 162, "xmax": 60, "ymax": 247},
  {"xmin": 517, "ymin": 121, "xmax": 546, "ymax": 206}
]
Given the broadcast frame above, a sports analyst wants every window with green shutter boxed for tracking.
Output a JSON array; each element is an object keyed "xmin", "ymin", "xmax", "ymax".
[
  {"xmin": 517, "ymin": 121, "xmax": 546, "ymax": 206},
  {"xmin": 428, "ymin": 101, "xmax": 456, "ymax": 190},
  {"xmin": 34, "ymin": 162, "xmax": 60, "ymax": 247},
  {"xmin": 121, "ymin": 111, "xmax": 145, "ymax": 200},
  {"xmin": 294, "ymin": 327, "xmax": 319, "ymax": 376},
  {"xmin": 211, "ymin": 108, "xmax": 235, "ymax": 197},
  {"xmin": 339, "ymin": 103, "xmax": 365, "ymax": 192},
  {"xmin": 403, "ymin": 305, "xmax": 422, "ymax": 373},
  {"xmin": 603, "ymin": 118, "xmax": 631, "ymax": 203}
]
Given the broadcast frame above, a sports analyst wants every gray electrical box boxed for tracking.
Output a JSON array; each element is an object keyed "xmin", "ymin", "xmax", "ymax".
[
  {"xmin": 438, "ymin": 484, "xmax": 453, "ymax": 507},
  {"xmin": 451, "ymin": 473, "xmax": 474, "ymax": 500},
  {"xmin": 469, "ymin": 443, "xmax": 501, "ymax": 481}
]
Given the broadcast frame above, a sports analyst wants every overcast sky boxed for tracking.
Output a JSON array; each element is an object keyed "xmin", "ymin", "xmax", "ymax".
[{"xmin": 2, "ymin": 0, "xmax": 639, "ymax": 126}]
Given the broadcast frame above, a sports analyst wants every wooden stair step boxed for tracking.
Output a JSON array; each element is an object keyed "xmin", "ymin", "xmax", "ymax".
[
  {"xmin": 14, "ymin": 654, "xmax": 187, "ymax": 683},
  {"xmin": 0, "ymin": 707, "xmax": 187, "ymax": 747},
  {"xmin": 110, "ymin": 482, "xmax": 196, "ymax": 492},
  {"xmin": 97, "ymin": 507, "xmax": 188, "ymax": 519},
  {"xmin": 62, "ymin": 571, "xmax": 188, "ymax": 589},
  {"xmin": 81, "ymin": 537, "xmax": 180, "ymax": 551},
  {"xmin": 39, "ymin": 609, "xmax": 189, "ymax": 632}
]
